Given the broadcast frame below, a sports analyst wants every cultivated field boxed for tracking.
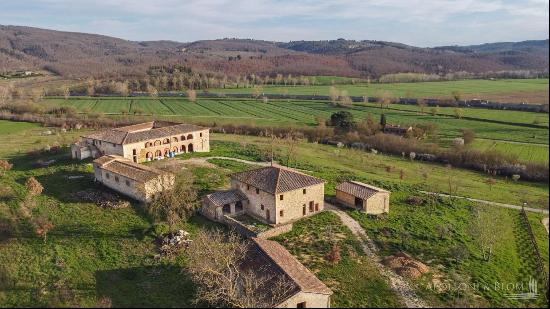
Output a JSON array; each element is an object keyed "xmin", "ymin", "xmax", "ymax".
[
  {"xmin": 215, "ymin": 78, "xmax": 550, "ymax": 104},
  {"xmin": 469, "ymin": 139, "xmax": 549, "ymax": 165},
  {"xmin": 42, "ymin": 97, "xmax": 549, "ymax": 143},
  {"xmin": 0, "ymin": 124, "xmax": 547, "ymax": 307}
]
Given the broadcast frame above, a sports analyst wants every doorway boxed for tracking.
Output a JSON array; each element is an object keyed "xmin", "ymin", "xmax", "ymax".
[{"xmin": 354, "ymin": 197, "xmax": 363, "ymax": 210}]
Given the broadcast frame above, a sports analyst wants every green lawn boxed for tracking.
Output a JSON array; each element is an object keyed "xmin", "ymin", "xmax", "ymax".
[
  {"xmin": 0, "ymin": 120, "xmax": 87, "ymax": 160},
  {"xmin": 469, "ymin": 139, "xmax": 549, "ymax": 165},
  {"xmin": 271, "ymin": 212, "xmax": 403, "ymax": 308},
  {"xmin": 0, "ymin": 152, "xmax": 222, "ymax": 307},
  {"xmin": 347, "ymin": 192, "xmax": 548, "ymax": 307}
]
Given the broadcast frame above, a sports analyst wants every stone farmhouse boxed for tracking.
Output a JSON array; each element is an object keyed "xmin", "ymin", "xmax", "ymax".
[
  {"xmin": 93, "ymin": 155, "xmax": 175, "ymax": 203},
  {"xmin": 245, "ymin": 237, "xmax": 332, "ymax": 308},
  {"xmin": 335, "ymin": 181, "xmax": 390, "ymax": 214},
  {"xmin": 202, "ymin": 165, "xmax": 325, "ymax": 226},
  {"xmin": 71, "ymin": 121, "xmax": 209, "ymax": 162}
]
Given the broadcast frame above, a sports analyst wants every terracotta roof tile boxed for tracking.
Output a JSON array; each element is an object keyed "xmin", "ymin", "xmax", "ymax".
[
  {"xmin": 251, "ymin": 238, "xmax": 332, "ymax": 295},
  {"xmin": 205, "ymin": 189, "xmax": 248, "ymax": 207},
  {"xmin": 93, "ymin": 155, "xmax": 171, "ymax": 182},
  {"xmin": 336, "ymin": 181, "xmax": 389, "ymax": 200},
  {"xmin": 83, "ymin": 121, "xmax": 207, "ymax": 145},
  {"xmin": 231, "ymin": 166, "xmax": 324, "ymax": 194}
]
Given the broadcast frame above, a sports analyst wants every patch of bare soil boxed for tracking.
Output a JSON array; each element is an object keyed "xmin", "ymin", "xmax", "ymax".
[
  {"xmin": 149, "ymin": 158, "xmax": 189, "ymax": 171},
  {"xmin": 462, "ymin": 91, "xmax": 549, "ymax": 104},
  {"xmin": 383, "ymin": 252, "xmax": 430, "ymax": 279},
  {"xmin": 71, "ymin": 189, "xmax": 130, "ymax": 209},
  {"xmin": 179, "ymin": 158, "xmax": 218, "ymax": 168}
]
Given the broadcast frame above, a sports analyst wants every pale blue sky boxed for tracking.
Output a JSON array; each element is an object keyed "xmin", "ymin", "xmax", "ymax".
[{"xmin": 1, "ymin": 0, "xmax": 548, "ymax": 46}]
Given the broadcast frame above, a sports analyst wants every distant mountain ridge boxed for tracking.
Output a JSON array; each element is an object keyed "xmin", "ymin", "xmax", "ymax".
[{"xmin": 0, "ymin": 25, "xmax": 547, "ymax": 78}]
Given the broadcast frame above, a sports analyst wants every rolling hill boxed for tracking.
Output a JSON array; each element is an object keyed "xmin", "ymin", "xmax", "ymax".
[{"xmin": 0, "ymin": 25, "xmax": 548, "ymax": 78}]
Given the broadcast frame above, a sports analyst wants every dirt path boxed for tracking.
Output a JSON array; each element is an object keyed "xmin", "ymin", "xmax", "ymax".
[
  {"xmin": 420, "ymin": 191, "xmax": 549, "ymax": 215},
  {"xmin": 325, "ymin": 203, "xmax": 429, "ymax": 308}
]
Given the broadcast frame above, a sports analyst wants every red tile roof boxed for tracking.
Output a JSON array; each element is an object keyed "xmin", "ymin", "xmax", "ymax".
[
  {"xmin": 83, "ymin": 121, "xmax": 207, "ymax": 145},
  {"xmin": 336, "ymin": 181, "xmax": 389, "ymax": 200},
  {"xmin": 231, "ymin": 166, "xmax": 324, "ymax": 194},
  {"xmin": 251, "ymin": 238, "xmax": 332, "ymax": 295},
  {"xmin": 93, "ymin": 155, "xmax": 171, "ymax": 182}
]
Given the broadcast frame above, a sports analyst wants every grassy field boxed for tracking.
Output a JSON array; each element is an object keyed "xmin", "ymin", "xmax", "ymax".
[
  {"xmin": 272, "ymin": 212, "xmax": 403, "ymax": 307},
  {"xmin": 215, "ymin": 78, "xmax": 550, "ymax": 103},
  {"xmin": 0, "ymin": 121, "xmax": 548, "ymax": 307},
  {"xmin": 469, "ymin": 139, "xmax": 549, "ymax": 165},
  {"xmin": 41, "ymin": 97, "xmax": 549, "ymax": 147},
  {"xmin": 348, "ymin": 192, "xmax": 549, "ymax": 307}
]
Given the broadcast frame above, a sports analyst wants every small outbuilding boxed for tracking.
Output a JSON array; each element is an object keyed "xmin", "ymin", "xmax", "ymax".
[
  {"xmin": 246, "ymin": 238, "xmax": 333, "ymax": 308},
  {"xmin": 93, "ymin": 155, "xmax": 175, "ymax": 203},
  {"xmin": 335, "ymin": 181, "xmax": 390, "ymax": 214}
]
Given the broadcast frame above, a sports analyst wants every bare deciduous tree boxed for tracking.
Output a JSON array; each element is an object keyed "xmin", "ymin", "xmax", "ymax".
[
  {"xmin": 186, "ymin": 230, "xmax": 295, "ymax": 308},
  {"xmin": 451, "ymin": 90, "xmax": 463, "ymax": 102},
  {"xmin": 33, "ymin": 216, "xmax": 54, "ymax": 243},
  {"xmin": 377, "ymin": 90, "xmax": 392, "ymax": 109},
  {"xmin": 187, "ymin": 89, "xmax": 197, "ymax": 103},
  {"xmin": 417, "ymin": 98, "xmax": 427, "ymax": 113},
  {"xmin": 470, "ymin": 207, "xmax": 500, "ymax": 261},
  {"xmin": 148, "ymin": 171, "xmax": 199, "ymax": 233},
  {"xmin": 26, "ymin": 177, "xmax": 44, "ymax": 196},
  {"xmin": 328, "ymin": 86, "xmax": 339, "ymax": 105}
]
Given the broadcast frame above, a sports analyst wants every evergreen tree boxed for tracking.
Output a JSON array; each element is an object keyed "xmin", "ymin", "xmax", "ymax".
[{"xmin": 380, "ymin": 114, "xmax": 387, "ymax": 127}]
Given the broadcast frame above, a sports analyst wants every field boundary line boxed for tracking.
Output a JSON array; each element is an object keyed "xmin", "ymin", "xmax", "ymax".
[
  {"xmin": 519, "ymin": 208, "xmax": 549, "ymax": 301},
  {"xmin": 159, "ymin": 99, "xmax": 177, "ymax": 114},
  {"xmin": 420, "ymin": 191, "xmax": 549, "ymax": 214}
]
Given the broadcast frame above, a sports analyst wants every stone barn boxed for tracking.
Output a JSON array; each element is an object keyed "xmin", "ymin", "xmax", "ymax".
[
  {"xmin": 335, "ymin": 181, "xmax": 390, "ymax": 214},
  {"xmin": 93, "ymin": 155, "xmax": 175, "ymax": 203}
]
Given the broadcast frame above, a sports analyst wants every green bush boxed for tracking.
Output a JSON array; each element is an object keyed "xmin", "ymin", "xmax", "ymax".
[{"xmin": 152, "ymin": 223, "xmax": 170, "ymax": 238}]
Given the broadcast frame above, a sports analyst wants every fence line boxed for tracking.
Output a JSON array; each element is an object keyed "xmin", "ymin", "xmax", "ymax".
[{"xmin": 520, "ymin": 207, "xmax": 549, "ymax": 301}]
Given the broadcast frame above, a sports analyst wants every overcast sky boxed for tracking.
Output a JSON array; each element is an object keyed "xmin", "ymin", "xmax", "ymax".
[{"xmin": 1, "ymin": 0, "xmax": 548, "ymax": 46}]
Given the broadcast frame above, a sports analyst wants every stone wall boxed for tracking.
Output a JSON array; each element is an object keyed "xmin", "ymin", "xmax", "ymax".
[
  {"xmin": 335, "ymin": 190, "xmax": 357, "ymax": 209},
  {"xmin": 256, "ymin": 223, "xmax": 293, "ymax": 239},
  {"xmin": 365, "ymin": 192, "xmax": 390, "ymax": 214},
  {"xmin": 231, "ymin": 179, "xmax": 276, "ymax": 224},
  {"xmin": 275, "ymin": 183, "xmax": 325, "ymax": 225},
  {"xmin": 276, "ymin": 291, "xmax": 331, "ymax": 308},
  {"xmin": 221, "ymin": 215, "xmax": 293, "ymax": 239},
  {"xmin": 93, "ymin": 164, "xmax": 174, "ymax": 203},
  {"xmin": 335, "ymin": 190, "xmax": 390, "ymax": 214},
  {"xmin": 124, "ymin": 128, "xmax": 210, "ymax": 163}
]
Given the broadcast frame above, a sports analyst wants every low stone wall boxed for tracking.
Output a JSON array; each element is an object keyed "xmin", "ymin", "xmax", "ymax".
[
  {"xmin": 222, "ymin": 215, "xmax": 293, "ymax": 239},
  {"xmin": 256, "ymin": 223, "xmax": 293, "ymax": 239}
]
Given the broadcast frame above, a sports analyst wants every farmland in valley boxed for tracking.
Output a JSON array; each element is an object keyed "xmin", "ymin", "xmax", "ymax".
[
  {"xmin": 41, "ymin": 96, "xmax": 550, "ymax": 147},
  {"xmin": 215, "ymin": 78, "xmax": 550, "ymax": 104}
]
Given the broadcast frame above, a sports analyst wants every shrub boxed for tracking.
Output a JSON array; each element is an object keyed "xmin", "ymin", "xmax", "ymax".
[
  {"xmin": 0, "ymin": 160, "xmax": 12, "ymax": 171},
  {"xmin": 25, "ymin": 177, "xmax": 44, "ymax": 196},
  {"xmin": 325, "ymin": 244, "xmax": 342, "ymax": 264},
  {"xmin": 152, "ymin": 223, "xmax": 170, "ymax": 238},
  {"xmin": 406, "ymin": 195, "xmax": 425, "ymax": 206},
  {"xmin": 461, "ymin": 129, "xmax": 476, "ymax": 145}
]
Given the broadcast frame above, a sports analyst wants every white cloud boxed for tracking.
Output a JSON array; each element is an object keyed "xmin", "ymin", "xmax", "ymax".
[{"xmin": 1, "ymin": 0, "xmax": 548, "ymax": 45}]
